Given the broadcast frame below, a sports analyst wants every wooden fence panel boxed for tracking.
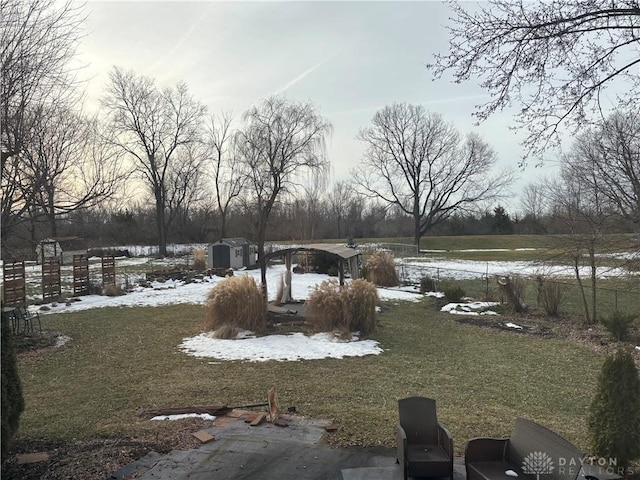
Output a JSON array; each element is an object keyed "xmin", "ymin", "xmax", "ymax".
[
  {"xmin": 102, "ymin": 255, "xmax": 116, "ymax": 286},
  {"xmin": 42, "ymin": 258, "xmax": 61, "ymax": 302},
  {"xmin": 3, "ymin": 261, "xmax": 26, "ymax": 307},
  {"xmin": 73, "ymin": 254, "xmax": 90, "ymax": 296}
]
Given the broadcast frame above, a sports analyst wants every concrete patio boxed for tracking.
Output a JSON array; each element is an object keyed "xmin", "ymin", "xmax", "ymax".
[{"xmin": 109, "ymin": 410, "xmax": 467, "ymax": 480}]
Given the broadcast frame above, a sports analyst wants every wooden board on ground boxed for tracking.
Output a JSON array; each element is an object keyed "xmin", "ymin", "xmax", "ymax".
[
  {"xmin": 192, "ymin": 430, "xmax": 215, "ymax": 444},
  {"xmin": 250, "ymin": 413, "xmax": 267, "ymax": 426},
  {"xmin": 140, "ymin": 405, "xmax": 231, "ymax": 417}
]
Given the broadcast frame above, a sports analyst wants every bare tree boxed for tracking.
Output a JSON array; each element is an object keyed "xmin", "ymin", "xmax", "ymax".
[
  {"xmin": 564, "ymin": 110, "xmax": 640, "ymax": 226},
  {"xmin": 428, "ymin": 0, "xmax": 640, "ymax": 163},
  {"xmin": 206, "ymin": 113, "xmax": 246, "ymax": 239},
  {"xmin": 1, "ymin": 103, "xmax": 124, "ymax": 248},
  {"xmin": 328, "ymin": 180, "xmax": 356, "ymax": 238},
  {"xmin": 165, "ymin": 144, "xmax": 207, "ymax": 239},
  {"xmin": 1, "ymin": 0, "xmax": 86, "ymax": 171},
  {"xmin": 520, "ymin": 182, "xmax": 549, "ymax": 221},
  {"xmin": 101, "ymin": 67, "xmax": 207, "ymax": 256},
  {"xmin": 353, "ymin": 103, "xmax": 512, "ymax": 247},
  {"xmin": 236, "ymin": 96, "xmax": 332, "ymax": 288}
]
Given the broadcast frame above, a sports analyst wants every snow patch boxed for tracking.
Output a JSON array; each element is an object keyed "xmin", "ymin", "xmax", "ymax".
[
  {"xmin": 178, "ymin": 331, "xmax": 383, "ymax": 362},
  {"xmin": 151, "ymin": 413, "xmax": 216, "ymax": 421}
]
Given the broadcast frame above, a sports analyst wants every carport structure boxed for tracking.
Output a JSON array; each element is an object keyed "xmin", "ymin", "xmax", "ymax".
[{"xmin": 260, "ymin": 244, "xmax": 361, "ymax": 303}]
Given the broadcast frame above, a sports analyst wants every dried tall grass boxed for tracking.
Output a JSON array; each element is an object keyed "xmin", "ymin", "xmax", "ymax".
[
  {"xmin": 306, "ymin": 279, "xmax": 346, "ymax": 333},
  {"xmin": 342, "ymin": 279, "xmax": 378, "ymax": 336},
  {"xmin": 203, "ymin": 275, "xmax": 266, "ymax": 336},
  {"xmin": 192, "ymin": 249, "xmax": 206, "ymax": 272},
  {"xmin": 536, "ymin": 276, "xmax": 566, "ymax": 317},
  {"xmin": 306, "ymin": 279, "xmax": 379, "ymax": 336},
  {"xmin": 366, "ymin": 250, "xmax": 399, "ymax": 287}
]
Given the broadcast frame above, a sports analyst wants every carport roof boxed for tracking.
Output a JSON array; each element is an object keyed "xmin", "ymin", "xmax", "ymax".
[{"xmin": 263, "ymin": 243, "xmax": 359, "ymax": 261}]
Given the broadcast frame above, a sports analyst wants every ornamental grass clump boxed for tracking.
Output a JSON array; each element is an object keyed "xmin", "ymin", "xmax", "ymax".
[
  {"xmin": 366, "ymin": 250, "xmax": 399, "ymax": 287},
  {"xmin": 342, "ymin": 279, "xmax": 378, "ymax": 336},
  {"xmin": 192, "ymin": 249, "xmax": 206, "ymax": 272},
  {"xmin": 306, "ymin": 279, "xmax": 346, "ymax": 333},
  {"xmin": 306, "ymin": 279, "xmax": 379, "ymax": 336},
  {"xmin": 203, "ymin": 275, "xmax": 266, "ymax": 338}
]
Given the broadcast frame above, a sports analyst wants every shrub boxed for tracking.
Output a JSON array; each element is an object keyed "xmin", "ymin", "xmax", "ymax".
[
  {"xmin": 441, "ymin": 283, "xmax": 466, "ymax": 302},
  {"xmin": 600, "ymin": 311, "xmax": 637, "ymax": 342},
  {"xmin": 203, "ymin": 276, "xmax": 266, "ymax": 335},
  {"xmin": 359, "ymin": 263, "xmax": 369, "ymax": 281},
  {"xmin": 536, "ymin": 277, "xmax": 566, "ymax": 317},
  {"xmin": 310, "ymin": 252, "xmax": 338, "ymax": 274},
  {"xmin": 588, "ymin": 348, "xmax": 640, "ymax": 470},
  {"xmin": 420, "ymin": 276, "xmax": 436, "ymax": 294},
  {"xmin": 1, "ymin": 309, "xmax": 25, "ymax": 459},
  {"xmin": 306, "ymin": 279, "xmax": 379, "ymax": 336},
  {"xmin": 192, "ymin": 249, "xmax": 207, "ymax": 272},
  {"xmin": 366, "ymin": 250, "xmax": 399, "ymax": 287},
  {"xmin": 103, "ymin": 283, "xmax": 124, "ymax": 296},
  {"xmin": 497, "ymin": 275, "xmax": 528, "ymax": 313}
]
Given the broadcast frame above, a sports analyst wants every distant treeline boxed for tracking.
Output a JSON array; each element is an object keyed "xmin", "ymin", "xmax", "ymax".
[{"xmin": 2, "ymin": 201, "xmax": 635, "ymax": 261}]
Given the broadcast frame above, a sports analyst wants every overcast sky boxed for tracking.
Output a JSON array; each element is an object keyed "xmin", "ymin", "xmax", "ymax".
[{"xmin": 76, "ymin": 1, "xmax": 561, "ymax": 204}]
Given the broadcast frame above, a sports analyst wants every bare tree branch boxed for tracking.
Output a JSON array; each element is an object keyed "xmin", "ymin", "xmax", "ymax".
[{"xmin": 428, "ymin": 0, "xmax": 640, "ymax": 165}]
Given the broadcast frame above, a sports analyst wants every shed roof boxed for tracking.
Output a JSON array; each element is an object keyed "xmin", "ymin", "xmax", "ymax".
[
  {"xmin": 215, "ymin": 237, "xmax": 255, "ymax": 248},
  {"xmin": 40, "ymin": 236, "xmax": 87, "ymax": 250}
]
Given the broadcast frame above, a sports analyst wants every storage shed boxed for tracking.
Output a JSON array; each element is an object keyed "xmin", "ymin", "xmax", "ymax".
[
  {"xmin": 207, "ymin": 238, "xmax": 257, "ymax": 269},
  {"xmin": 36, "ymin": 236, "xmax": 88, "ymax": 265}
]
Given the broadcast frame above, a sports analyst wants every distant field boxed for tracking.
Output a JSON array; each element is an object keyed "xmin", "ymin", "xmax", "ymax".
[{"xmin": 313, "ymin": 233, "xmax": 637, "ymax": 251}]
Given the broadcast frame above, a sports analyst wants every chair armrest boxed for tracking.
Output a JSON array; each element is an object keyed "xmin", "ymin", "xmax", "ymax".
[
  {"xmin": 438, "ymin": 423, "xmax": 454, "ymax": 460},
  {"xmin": 396, "ymin": 422, "xmax": 407, "ymax": 465},
  {"xmin": 465, "ymin": 437, "xmax": 509, "ymax": 465}
]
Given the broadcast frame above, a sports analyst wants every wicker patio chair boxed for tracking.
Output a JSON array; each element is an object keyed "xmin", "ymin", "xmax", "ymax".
[{"xmin": 396, "ymin": 396, "xmax": 454, "ymax": 480}]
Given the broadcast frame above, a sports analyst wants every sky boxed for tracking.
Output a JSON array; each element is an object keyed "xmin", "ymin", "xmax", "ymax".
[{"xmin": 72, "ymin": 1, "xmax": 568, "ymax": 207}]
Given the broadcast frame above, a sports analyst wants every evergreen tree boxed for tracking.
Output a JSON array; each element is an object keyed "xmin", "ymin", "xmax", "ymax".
[
  {"xmin": 1, "ymin": 308, "xmax": 25, "ymax": 458},
  {"xmin": 588, "ymin": 348, "xmax": 640, "ymax": 471}
]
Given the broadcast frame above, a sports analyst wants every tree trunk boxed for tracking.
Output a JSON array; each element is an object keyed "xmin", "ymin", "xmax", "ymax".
[
  {"xmin": 589, "ymin": 238, "xmax": 597, "ymax": 322},
  {"xmin": 219, "ymin": 212, "xmax": 227, "ymax": 241},
  {"xmin": 155, "ymin": 190, "xmax": 167, "ymax": 257},
  {"xmin": 47, "ymin": 187, "xmax": 57, "ymax": 237},
  {"xmin": 573, "ymin": 254, "xmax": 592, "ymax": 324},
  {"xmin": 413, "ymin": 203, "xmax": 421, "ymax": 247},
  {"xmin": 257, "ymin": 217, "xmax": 268, "ymax": 298}
]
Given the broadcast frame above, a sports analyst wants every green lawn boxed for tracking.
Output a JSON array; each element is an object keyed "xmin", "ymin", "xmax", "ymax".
[{"xmin": 16, "ymin": 299, "xmax": 607, "ymax": 455}]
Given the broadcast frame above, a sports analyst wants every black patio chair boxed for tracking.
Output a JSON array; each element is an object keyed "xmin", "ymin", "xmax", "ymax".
[{"xmin": 396, "ymin": 396, "xmax": 454, "ymax": 480}]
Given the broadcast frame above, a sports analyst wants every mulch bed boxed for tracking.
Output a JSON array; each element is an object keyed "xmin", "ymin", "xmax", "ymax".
[{"xmin": 1, "ymin": 426, "xmax": 202, "ymax": 480}]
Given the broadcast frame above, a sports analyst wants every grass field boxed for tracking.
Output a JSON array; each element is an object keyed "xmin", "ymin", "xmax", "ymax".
[
  {"xmin": 16, "ymin": 298, "xmax": 611, "ymax": 456},
  {"xmin": 8, "ymin": 233, "xmax": 640, "ymax": 469}
]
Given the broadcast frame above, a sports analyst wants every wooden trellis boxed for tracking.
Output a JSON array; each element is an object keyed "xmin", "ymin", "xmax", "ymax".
[
  {"xmin": 2, "ymin": 261, "xmax": 26, "ymax": 307},
  {"xmin": 73, "ymin": 254, "xmax": 90, "ymax": 296},
  {"xmin": 102, "ymin": 255, "xmax": 116, "ymax": 286},
  {"xmin": 42, "ymin": 258, "xmax": 61, "ymax": 302}
]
